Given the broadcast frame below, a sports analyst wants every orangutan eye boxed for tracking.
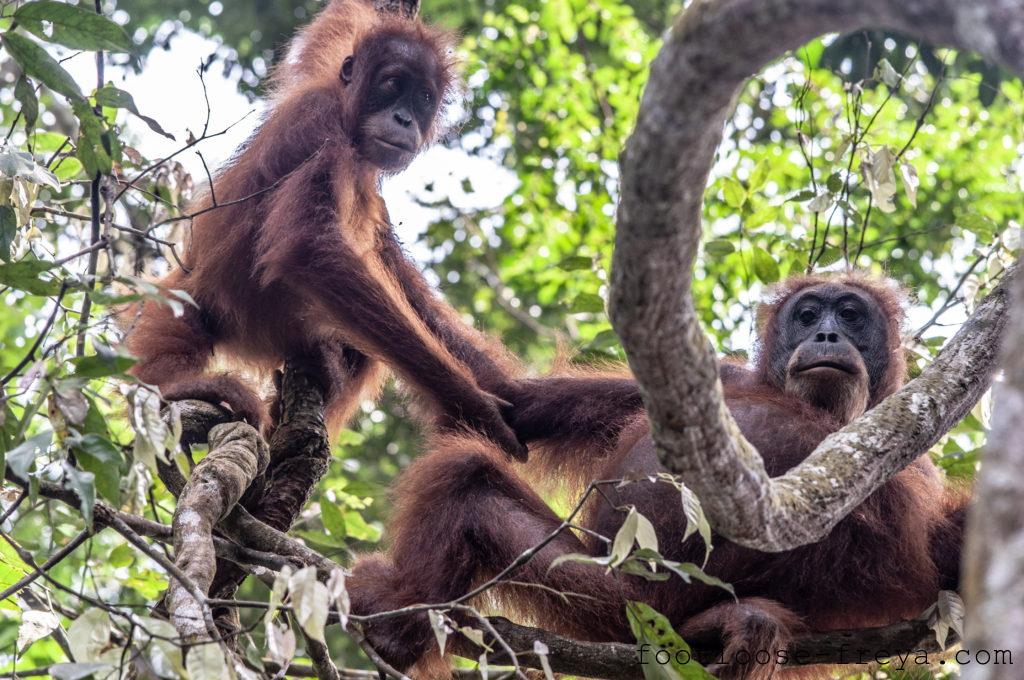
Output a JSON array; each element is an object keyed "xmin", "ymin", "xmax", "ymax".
[
  {"xmin": 798, "ymin": 309, "xmax": 818, "ymax": 325},
  {"xmin": 839, "ymin": 307, "xmax": 861, "ymax": 323},
  {"xmin": 379, "ymin": 77, "xmax": 401, "ymax": 96}
]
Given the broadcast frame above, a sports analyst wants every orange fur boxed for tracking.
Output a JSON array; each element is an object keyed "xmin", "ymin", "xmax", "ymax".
[{"xmin": 121, "ymin": 1, "xmax": 523, "ymax": 457}]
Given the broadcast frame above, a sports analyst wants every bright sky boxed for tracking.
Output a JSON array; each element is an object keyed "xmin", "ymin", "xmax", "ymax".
[{"xmin": 60, "ymin": 30, "xmax": 518, "ymax": 263}]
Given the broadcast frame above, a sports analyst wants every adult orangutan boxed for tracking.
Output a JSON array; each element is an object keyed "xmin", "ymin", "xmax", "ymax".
[
  {"xmin": 349, "ymin": 274, "xmax": 969, "ymax": 679},
  {"xmin": 122, "ymin": 0, "xmax": 526, "ymax": 459}
]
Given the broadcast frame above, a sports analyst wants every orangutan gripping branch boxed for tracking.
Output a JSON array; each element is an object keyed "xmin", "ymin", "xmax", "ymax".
[
  {"xmin": 123, "ymin": 0, "xmax": 526, "ymax": 459},
  {"xmin": 349, "ymin": 274, "xmax": 969, "ymax": 679}
]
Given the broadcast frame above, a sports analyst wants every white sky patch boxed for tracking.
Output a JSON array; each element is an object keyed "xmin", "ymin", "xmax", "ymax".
[{"xmin": 57, "ymin": 30, "xmax": 517, "ymax": 262}]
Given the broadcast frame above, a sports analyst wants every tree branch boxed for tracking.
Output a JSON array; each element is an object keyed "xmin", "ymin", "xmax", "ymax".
[
  {"xmin": 453, "ymin": 612, "xmax": 955, "ymax": 679},
  {"xmin": 962, "ymin": 256, "xmax": 1024, "ymax": 679},
  {"xmin": 608, "ymin": 0, "xmax": 1024, "ymax": 552},
  {"xmin": 168, "ymin": 421, "xmax": 268, "ymax": 642},
  {"xmin": 158, "ymin": 392, "xmax": 339, "ymax": 574}
]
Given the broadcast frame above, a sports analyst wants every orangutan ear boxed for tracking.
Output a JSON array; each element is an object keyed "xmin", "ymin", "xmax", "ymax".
[{"xmin": 340, "ymin": 56, "xmax": 355, "ymax": 84}]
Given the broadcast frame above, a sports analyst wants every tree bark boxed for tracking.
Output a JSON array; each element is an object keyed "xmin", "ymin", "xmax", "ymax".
[
  {"xmin": 961, "ymin": 259, "xmax": 1024, "ymax": 678},
  {"xmin": 167, "ymin": 421, "xmax": 268, "ymax": 642},
  {"xmin": 609, "ymin": 0, "xmax": 1024, "ymax": 552},
  {"xmin": 451, "ymin": 613, "xmax": 956, "ymax": 679}
]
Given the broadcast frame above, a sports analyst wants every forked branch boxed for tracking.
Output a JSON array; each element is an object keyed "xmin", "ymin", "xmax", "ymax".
[{"xmin": 609, "ymin": 0, "xmax": 1024, "ymax": 552}]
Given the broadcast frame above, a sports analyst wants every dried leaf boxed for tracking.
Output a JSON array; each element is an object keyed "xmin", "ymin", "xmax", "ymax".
[
  {"xmin": 678, "ymin": 481, "xmax": 713, "ymax": 567},
  {"xmin": 126, "ymin": 385, "xmax": 169, "ymax": 472},
  {"xmin": 67, "ymin": 609, "xmax": 111, "ymax": 663},
  {"xmin": 185, "ymin": 642, "xmax": 227, "ymax": 680},
  {"xmin": 931, "ymin": 590, "xmax": 965, "ymax": 648},
  {"xmin": 899, "ymin": 161, "xmax": 919, "ymax": 208},
  {"xmin": 533, "ymin": 640, "xmax": 554, "ymax": 680},
  {"xmin": 634, "ymin": 511, "xmax": 658, "ymax": 554},
  {"xmin": 326, "ymin": 569, "xmax": 351, "ymax": 631},
  {"xmin": 609, "ymin": 507, "xmax": 639, "ymax": 567},
  {"xmin": 860, "ymin": 146, "xmax": 897, "ymax": 213},
  {"xmin": 428, "ymin": 609, "xmax": 450, "ymax": 653},
  {"xmin": 288, "ymin": 567, "xmax": 329, "ymax": 643},
  {"xmin": 266, "ymin": 620, "xmax": 296, "ymax": 668},
  {"xmin": 17, "ymin": 610, "xmax": 60, "ymax": 649}
]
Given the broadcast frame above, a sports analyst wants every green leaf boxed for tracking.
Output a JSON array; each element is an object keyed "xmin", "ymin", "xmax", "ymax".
[
  {"xmin": 586, "ymin": 328, "xmax": 620, "ymax": 351},
  {"xmin": 506, "ymin": 4, "xmax": 530, "ymax": 23},
  {"xmin": 72, "ymin": 102, "xmax": 113, "ymax": 177},
  {"xmin": 704, "ymin": 239, "xmax": 735, "ymax": 257},
  {"xmin": 750, "ymin": 246, "xmax": 780, "ymax": 283},
  {"xmin": 799, "ymin": 38, "xmax": 825, "ymax": 68},
  {"xmin": 335, "ymin": 429, "xmax": 365, "ymax": 447},
  {"xmin": 6, "ymin": 430, "xmax": 52, "ymax": 481},
  {"xmin": 957, "ymin": 211, "xmax": 997, "ymax": 243},
  {"xmin": 662, "ymin": 560, "xmax": 735, "ymax": 596},
  {"xmin": 321, "ymin": 500, "xmax": 347, "ymax": 538},
  {"xmin": 1, "ymin": 32, "xmax": 83, "ymax": 101},
  {"xmin": 570, "ymin": 293, "xmax": 605, "ymax": 314},
  {"xmin": 15, "ymin": 1, "xmax": 132, "ymax": 52},
  {"xmin": 721, "ymin": 177, "xmax": 746, "ymax": 209},
  {"xmin": 295, "ymin": 529, "xmax": 347, "ymax": 549},
  {"xmin": 825, "ymin": 171, "xmax": 843, "ymax": 194},
  {"xmin": 70, "ymin": 434, "xmax": 123, "ymax": 505},
  {"xmin": 557, "ymin": 255, "xmax": 592, "ymax": 271},
  {"xmin": 748, "ymin": 159, "xmax": 770, "ymax": 191},
  {"xmin": 72, "ymin": 346, "xmax": 136, "ymax": 378},
  {"xmin": 80, "ymin": 395, "xmax": 111, "ymax": 439},
  {"xmin": 108, "ymin": 544, "xmax": 134, "ymax": 568},
  {"xmin": 627, "ymin": 602, "xmax": 714, "ymax": 679},
  {"xmin": 0, "ymin": 257, "xmax": 59, "ymax": 295},
  {"xmin": 94, "ymin": 85, "xmax": 174, "ymax": 140},
  {"xmin": 787, "ymin": 189, "xmax": 816, "ymax": 202},
  {"xmin": 14, "ymin": 76, "xmax": 39, "ymax": 129},
  {"xmin": 53, "ymin": 156, "xmax": 83, "ymax": 181},
  {"xmin": 0, "ymin": 538, "xmax": 32, "ymax": 600},
  {"xmin": 745, "ymin": 205, "xmax": 779, "ymax": 229},
  {"xmin": 63, "ymin": 464, "xmax": 96, "ymax": 527},
  {"xmin": 344, "ymin": 511, "xmax": 381, "ymax": 542},
  {"xmin": 0, "ymin": 206, "xmax": 16, "ymax": 264},
  {"xmin": 618, "ymin": 557, "xmax": 670, "ymax": 582}
]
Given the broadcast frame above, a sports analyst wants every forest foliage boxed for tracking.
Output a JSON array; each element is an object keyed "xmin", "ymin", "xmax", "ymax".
[{"xmin": 0, "ymin": 0, "xmax": 1020, "ymax": 676}]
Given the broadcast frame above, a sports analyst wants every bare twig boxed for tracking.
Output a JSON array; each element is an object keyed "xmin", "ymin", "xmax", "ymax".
[
  {"xmin": 75, "ymin": 1, "xmax": 107, "ymax": 357},
  {"xmin": 352, "ymin": 480, "xmax": 621, "ymax": 623},
  {"xmin": 1, "ymin": 281, "xmax": 68, "ymax": 386},
  {"xmin": 912, "ymin": 245, "xmax": 994, "ymax": 341},
  {"xmin": 0, "ymin": 529, "xmax": 90, "ymax": 601},
  {"xmin": 349, "ymin": 625, "xmax": 408, "ymax": 680}
]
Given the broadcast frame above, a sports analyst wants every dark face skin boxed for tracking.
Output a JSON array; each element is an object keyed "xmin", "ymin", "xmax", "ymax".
[
  {"xmin": 341, "ymin": 36, "xmax": 442, "ymax": 172},
  {"xmin": 770, "ymin": 284, "xmax": 890, "ymax": 423}
]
